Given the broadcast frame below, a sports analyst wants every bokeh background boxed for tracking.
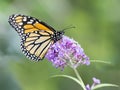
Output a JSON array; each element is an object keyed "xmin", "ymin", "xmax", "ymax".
[{"xmin": 0, "ymin": 0, "xmax": 120, "ymax": 90}]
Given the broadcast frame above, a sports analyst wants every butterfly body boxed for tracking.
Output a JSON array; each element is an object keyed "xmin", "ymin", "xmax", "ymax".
[{"xmin": 8, "ymin": 14, "xmax": 64, "ymax": 61}]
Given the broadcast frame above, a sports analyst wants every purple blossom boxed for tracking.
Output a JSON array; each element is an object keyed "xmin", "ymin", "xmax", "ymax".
[
  {"xmin": 86, "ymin": 77, "xmax": 101, "ymax": 90},
  {"xmin": 92, "ymin": 77, "xmax": 101, "ymax": 85},
  {"xmin": 86, "ymin": 84, "xmax": 91, "ymax": 90},
  {"xmin": 91, "ymin": 77, "xmax": 101, "ymax": 89},
  {"xmin": 45, "ymin": 36, "xmax": 90, "ymax": 69}
]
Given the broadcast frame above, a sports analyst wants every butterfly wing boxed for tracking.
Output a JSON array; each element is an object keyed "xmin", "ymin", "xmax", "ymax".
[
  {"xmin": 8, "ymin": 14, "xmax": 56, "ymax": 36},
  {"xmin": 21, "ymin": 31, "xmax": 53, "ymax": 61},
  {"xmin": 8, "ymin": 14, "xmax": 55, "ymax": 61}
]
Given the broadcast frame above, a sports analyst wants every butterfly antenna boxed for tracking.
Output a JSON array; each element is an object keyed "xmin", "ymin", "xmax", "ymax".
[{"xmin": 62, "ymin": 26, "xmax": 75, "ymax": 32}]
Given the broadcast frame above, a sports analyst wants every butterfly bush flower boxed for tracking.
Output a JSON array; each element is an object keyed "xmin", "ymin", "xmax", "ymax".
[
  {"xmin": 86, "ymin": 77, "xmax": 101, "ymax": 90},
  {"xmin": 45, "ymin": 36, "xmax": 90, "ymax": 69}
]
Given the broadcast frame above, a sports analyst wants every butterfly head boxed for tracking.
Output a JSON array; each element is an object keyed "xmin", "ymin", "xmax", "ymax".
[
  {"xmin": 52, "ymin": 26, "xmax": 75, "ymax": 42},
  {"xmin": 52, "ymin": 31, "xmax": 64, "ymax": 43}
]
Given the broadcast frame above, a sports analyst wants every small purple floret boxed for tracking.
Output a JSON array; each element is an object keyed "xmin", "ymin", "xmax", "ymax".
[
  {"xmin": 45, "ymin": 36, "xmax": 90, "ymax": 69},
  {"xmin": 93, "ymin": 77, "xmax": 101, "ymax": 85},
  {"xmin": 86, "ymin": 77, "xmax": 101, "ymax": 90},
  {"xmin": 86, "ymin": 84, "xmax": 91, "ymax": 90}
]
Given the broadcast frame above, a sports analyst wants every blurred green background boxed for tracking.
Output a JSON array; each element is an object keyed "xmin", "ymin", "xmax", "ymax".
[{"xmin": 0, "ymin": 0, "xmax": 120, "ymax": 90}]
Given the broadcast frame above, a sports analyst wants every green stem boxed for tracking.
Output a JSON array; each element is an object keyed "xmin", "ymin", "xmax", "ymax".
[
  {"xmin": 73, "ymin": 67, "xmax": 86, "ymax": 90},
  {"xmin": 65, "ymin": 54, "xmax": 86, "ymax": 90}
]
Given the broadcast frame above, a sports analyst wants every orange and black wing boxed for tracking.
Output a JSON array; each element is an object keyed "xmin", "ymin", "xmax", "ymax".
[
  {"xmin": 8, "ymin": 14, "xmax": 55, "ymax": 61},
  {"xmin": 8, "ymin": 14, "xmax": 56, "ymax": 36}
]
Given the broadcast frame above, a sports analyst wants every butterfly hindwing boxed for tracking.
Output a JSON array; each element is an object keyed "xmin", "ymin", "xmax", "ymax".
[{"xmin": 21, "ymin": 30, "xmax": 53, "ymax": 61}]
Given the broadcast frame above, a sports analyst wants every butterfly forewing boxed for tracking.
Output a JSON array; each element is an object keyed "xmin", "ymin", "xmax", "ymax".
[{"xmin": 8, "ymin": 14, "xmax": 55, "ymax": 36}]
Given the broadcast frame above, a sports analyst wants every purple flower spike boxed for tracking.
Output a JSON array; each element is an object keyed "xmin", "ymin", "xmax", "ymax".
[{"xmin": 45, "ymin": 36, "xmax": 90, "ymax": 69}]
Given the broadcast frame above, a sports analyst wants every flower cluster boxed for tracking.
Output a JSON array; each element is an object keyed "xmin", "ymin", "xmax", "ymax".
[
  {"xmin": 45, "ymin": 36, "xmax": 90, "ymax": 69},
  {"xmin": 86, "ymin": 77, "xmax": 101, "ymax": 90}
]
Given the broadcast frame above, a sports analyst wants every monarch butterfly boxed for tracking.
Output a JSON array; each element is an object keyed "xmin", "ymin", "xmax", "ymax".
[{"xmin": 8, "ymin": 14, "xmax": 64, "ymax": 61}]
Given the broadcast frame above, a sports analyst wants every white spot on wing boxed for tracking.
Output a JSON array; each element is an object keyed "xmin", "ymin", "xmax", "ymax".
[
  {"xmin": 19, "ymin": 22, "xmax": 23, "ymax": 25},
  {"xmin": 23, "ymin": 17, "xmax": 27, "ymax": 21},
  {"xmin": 27, "ymin": 21, "xmax": 32, "ymax": 24}
]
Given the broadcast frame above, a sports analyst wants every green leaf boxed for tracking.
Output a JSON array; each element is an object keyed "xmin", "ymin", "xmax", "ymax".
[
  {"xmin": 50, "ymin": 75, "xmax": 83, "ymax": 88},
  {"xmin": 92, "ymin": 83, "xmax": 119, "ymax": 90}
]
